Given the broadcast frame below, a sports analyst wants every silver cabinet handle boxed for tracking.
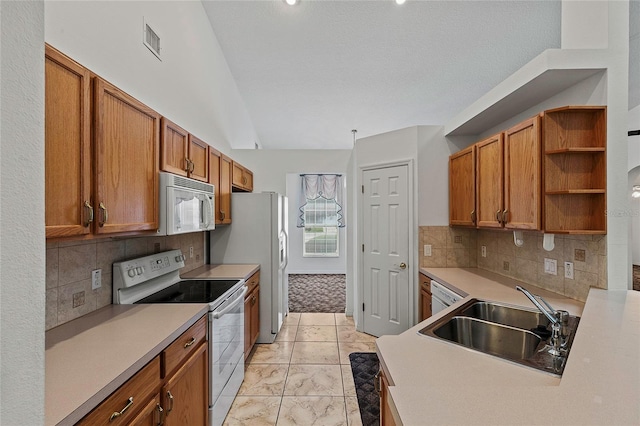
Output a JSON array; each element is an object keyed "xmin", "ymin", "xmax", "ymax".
[
  {"xmin": 166, "ymin": 390, "xmax": 174, "ymax": 412},
  {"xmin": 154, "ymin": 403, "xmax": 164, "ymax": 426},
  {"xmin": 502, "ymin": 209, "xmax": 508, "ymax": 224},
  {"xmin": 99, "ymin": 202, "xmax": 108, "ymax": 227},
  {"xmin": 109, "ymin": 397, "xmax": 133, "ymax": 422},
  {"xmin": 496, "ymin": 209, "xmax": 502, "ymax": 224}
]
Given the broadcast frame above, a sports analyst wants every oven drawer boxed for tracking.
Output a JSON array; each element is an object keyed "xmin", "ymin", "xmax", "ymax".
[
  {"xmin": 162, "ymin": 315, "xmax": 207, "ymax": 377},
  {"xmin": 77, "ymin": 357, "xmax": 161, "ymax": 426}
]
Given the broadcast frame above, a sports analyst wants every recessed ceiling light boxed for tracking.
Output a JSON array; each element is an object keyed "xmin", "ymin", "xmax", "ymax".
[
  {"xmin": 395, "ymin": 0, "xmax": 406, "ymax": 4},
  {"xmin": 285, "ymin": 0, "xmax": 298, "ymax": 5}
]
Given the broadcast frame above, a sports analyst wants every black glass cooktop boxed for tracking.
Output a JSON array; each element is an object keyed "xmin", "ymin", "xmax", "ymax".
[{"xmin": 135, "ymin": 279, "xmax": 241, "ymax": 304}]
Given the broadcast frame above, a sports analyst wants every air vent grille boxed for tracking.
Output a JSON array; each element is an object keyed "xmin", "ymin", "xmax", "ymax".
[
  {"xmin": 162, "ymin": 172, "xmax": 214, "ymax": 193},
  {"xmin": 143, "ymin": 19, "xmax": 161, "ymax": 60}
]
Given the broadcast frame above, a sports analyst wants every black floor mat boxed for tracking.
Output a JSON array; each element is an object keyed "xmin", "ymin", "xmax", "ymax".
[{"xmin": 349, "ymin": 352, "xmax": 380, "ymax": 426}]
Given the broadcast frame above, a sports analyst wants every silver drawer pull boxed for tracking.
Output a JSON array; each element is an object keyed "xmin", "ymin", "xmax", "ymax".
[
  {"xmin": 184, "ymin": 337, "xmax": 196, "ymax": 348},
  {"xmin": 109, "ymin": 397, "xmax": 133, "ymax": 422}
]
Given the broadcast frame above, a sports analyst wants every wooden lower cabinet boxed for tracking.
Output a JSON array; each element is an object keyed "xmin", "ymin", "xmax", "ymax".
[
  {"xmin": 76, "ymin": 358, "xmax": 161, "ymax": 426},
  {"xmin": 419, "ymin": 273, "xmax": 432, "ymax": 322},
  {"xmin": 378, "ymin": 367, "xmax": 397, "ymax": 426},
  {"xmin": 162, "ymin": 343, "xmax": 209, "ymax": 426},
  {"xmin": 244, "ymin": 271, "xmax": 261, "ymax": 359},
  {"xmin": 77, "ymin": 315, "xmax": 208, "ymax": 426}
]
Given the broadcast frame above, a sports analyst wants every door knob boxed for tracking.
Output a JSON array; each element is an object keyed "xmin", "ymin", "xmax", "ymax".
[{"xmin": 399, "ymin": 262, "xmax": 407, "ymax": 269}]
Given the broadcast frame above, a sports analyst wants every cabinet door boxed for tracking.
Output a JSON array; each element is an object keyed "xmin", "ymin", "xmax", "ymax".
[
  {"xmin": 449, "ymin": 145, "xmax": 476, "ymax": 226},
  {"xmin": 231, "ymin": 161, "xmax": 245, "ymax": 189},
  {"xmin": 163, "ymin": 343, "xmax": 208, "ymax": 426},
  {"xmin": 244, "ymin": 293, "xmax": 252, "ymax": 359},
  {"xmin": 250, "ymin": 285, "xmax": 260, "ymax": 347},
  {"xmin": 419, "ymin": 274, "xmax": 431, "ymax": 322},
  {"xmin": 504, "ymin": 116, "xmax": 541, "ymax": 230},
  {"xmin": 219, "ymin": 155, "xmax": 232, "ymax": 223},
  {"xmin": 188, "ymin": 135, "xmax": 209, "ymax": 182},
  {"xmin": 379, "ymin": 368, "xmax": 397, "ymax": 426},
  {"xmin": 209, "ymin": 147, "xmax": 222, "ymax": 224},
  {"xmin": 45, "ymin": 45, "xmax": 92, "ymax": 238},
  {"xmin": 128, "ymin": 394, "xmax": 163, "ymax": 426},
  {"xmin": 476, "ymin": 133, "xmax": 504, "ymax": 228},
  {"xmin": 94, "ymin": 78, "xmax": 160, "ymax": 234},
  {"xmin": 244, "ymin": 168, "xmax": 254, "ymax": 192},
  {"xmin": 160, "ymin": 118, "xmax": 188, "ymax": 177}
]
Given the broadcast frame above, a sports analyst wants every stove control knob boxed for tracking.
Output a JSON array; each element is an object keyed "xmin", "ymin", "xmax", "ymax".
[
  {"xmin": 175, "ymin": 255, "xmax": 184, "ymax": 263},
  {"xmin": 127, "ymin": 269, "xmax": 136, "ymax": 278},
  {"xmin": 136, "ymin": 267, "xmax": 143, "ymax": 275}
]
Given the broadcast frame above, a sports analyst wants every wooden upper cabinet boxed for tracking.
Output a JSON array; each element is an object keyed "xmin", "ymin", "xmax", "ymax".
[
  {"xmin": 45, "ymin": 45, "xmax": 92, "ymax": 238},
  {"xmin": 232, "ymin": 161, "xmax": 253, "ymax": 192},
  {"xmin": 94, "ymin": 78, "xmax": 160, "ymax": 234},
  {"xmin": 160, "ymin": 119, "xmax": 209, "ymax": 182},
  {"xmin": 449, "ymin": 145, "xmax": 476, "ymax": 226},
  {"xmin": 187, "ymin": 135, "xmax": 209, "ymax": 182},
  {"xmin": 161, "ymin": 118, "xmax": 189, "ymax": 177},
  {"xmin": 209, "ymin": 148, "xmax": 232, "ymax": 224},
  {"xmin": 504, "ymin": 116, "xmax": 541, "ymax": 230},
  {"xmin": 542, "ymin": 106, "xmax": 606, "ymax": 234},
  {"xmin": 475, "ymin": 133, "xmax": 504, "ymax": 229}
]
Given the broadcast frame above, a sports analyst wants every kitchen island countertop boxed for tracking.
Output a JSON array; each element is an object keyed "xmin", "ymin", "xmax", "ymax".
[{"xmin": 376, "ymin": 267, "xmax": 639, "ymax": 425}]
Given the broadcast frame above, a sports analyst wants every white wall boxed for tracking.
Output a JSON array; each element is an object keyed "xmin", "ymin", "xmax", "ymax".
[
  {"xmin": 0, "ymin": 1, "xmax": 46, "ymax": 424},
  {"xmin": 627, "ymin": 105, "xmax": 640, "ymax": 265},
  {"xmin": 417, "ymin": 126, "xmax": 452, "ymax": 226},
  {"xmin": 44, "ymin": 0, "xmax": 257, "ymax": 152},
  {"xmin": 285, "ymin": 173, "xmax": 347, "ymax": 275}
]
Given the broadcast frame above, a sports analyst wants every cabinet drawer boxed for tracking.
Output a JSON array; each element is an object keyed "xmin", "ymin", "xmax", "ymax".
[
  {"xmin": 77, "ymin": 357, "xmax": 161, "ymax": 426},
  {"xmin": 245, "ymin": 271, "xmax": 260, "ymax": 296},
  {"xmin": 162, "ymin": 315, "xmax": 207, "ymax": 377}
]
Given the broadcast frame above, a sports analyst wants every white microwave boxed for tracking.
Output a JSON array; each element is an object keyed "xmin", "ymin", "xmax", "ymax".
[{"xmin": 158, "ymin": 172, "xmax": 215, "ymax": 235}]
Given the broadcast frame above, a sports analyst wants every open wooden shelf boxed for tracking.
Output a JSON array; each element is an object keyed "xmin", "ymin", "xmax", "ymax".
[{"xmin": 545, "ymin": 147, "xmax": 605, "ymax": 154}]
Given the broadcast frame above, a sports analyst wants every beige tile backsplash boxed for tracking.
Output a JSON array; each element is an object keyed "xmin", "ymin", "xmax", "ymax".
[
  {"xmin": 419, "ymin": 226, "xmax": 607, "ymax": 302},
  {"xmin": 45, "ymin": 233, "xmax": 205, "ymax": 330}
]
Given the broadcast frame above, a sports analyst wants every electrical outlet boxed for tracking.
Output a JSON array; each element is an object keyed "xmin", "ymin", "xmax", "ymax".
[
  {"xmin": 189, "ymin": 246, "xmax": 194, "ymax": 258},
  {"xmin": 544, "ymin": 258, "xmax": 557, "ymax": 275},
  {"xmin": 72, "ymin": 291, "xmax": 85, "ymax": 308},
  {"xmin": 481, "ymin": 245, "xmax": 487, "ymax": 258},
  {"xmin": 91, "ymin": 269, "xmax": 102, "ymax": 290},
  {"xmin": 564, "ymin": 261, "xmax": 574, "ymax": 279},
  {"xmin": 424, "ymin": 244, "xmax": 432, "ymax": 257}
]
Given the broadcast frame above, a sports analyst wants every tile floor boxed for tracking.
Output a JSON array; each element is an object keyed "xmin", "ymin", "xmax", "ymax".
[{"xmin": 223, "ymin": 313, "xmax": 377, "ymax": 426}]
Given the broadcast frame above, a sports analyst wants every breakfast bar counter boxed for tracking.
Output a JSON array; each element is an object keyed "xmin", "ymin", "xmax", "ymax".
[{"xmin": 376, "ymin": 268, "xmax": 640, "ymax": 425}]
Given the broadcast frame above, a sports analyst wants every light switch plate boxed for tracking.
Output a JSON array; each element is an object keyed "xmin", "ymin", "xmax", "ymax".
[
  {"xmin": 91, "ymin": 269, "xmax": 102, "ymax": 290},
  {"xmin": 424, "ymin": 244, "xmax": 432, "ymax": 257},
  {"xmin": 481, "ymin": 246, "xmax": 487, "ymax": 258},
  {"xmin": 544, "ymin": 258, "xmax": 557, "ymax": 275}
]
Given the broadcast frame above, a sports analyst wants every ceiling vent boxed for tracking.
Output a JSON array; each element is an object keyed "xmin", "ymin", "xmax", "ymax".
[{"xmin": 143, "ymin": 18, "xmax": 161, "ymax": 61}]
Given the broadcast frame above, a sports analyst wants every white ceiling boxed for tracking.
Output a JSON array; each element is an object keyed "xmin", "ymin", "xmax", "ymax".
[{"xmin": 202, "ymin": 0, "xmax": 565, "ymax": 149}]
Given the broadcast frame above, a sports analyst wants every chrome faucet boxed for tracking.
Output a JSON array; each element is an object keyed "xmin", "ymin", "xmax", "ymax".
[{"xmin": 516, "ymin": 285, "xmax": 570, "ymax": 356}]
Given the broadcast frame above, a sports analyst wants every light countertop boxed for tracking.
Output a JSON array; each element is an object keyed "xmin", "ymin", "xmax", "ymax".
[
  {"xmin": 376, "ymin": 267, "xmax": 640, "ymax": 425},
  {"xmin": 181, "ymin": 264, "xmax": 260, "ymax": 280},
  {"xmin": 45, "ymin": 304, "xmax": 208, "ymax": 426}
]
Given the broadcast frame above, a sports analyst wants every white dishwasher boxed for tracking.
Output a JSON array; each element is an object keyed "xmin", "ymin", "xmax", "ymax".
[{"xmin": 430, "ymin": 280, "xmax": 464, "ymax": 314}]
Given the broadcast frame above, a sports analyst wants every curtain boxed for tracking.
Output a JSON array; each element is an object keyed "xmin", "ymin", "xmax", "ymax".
[{"xmin": 297, "ymin": 174, "xmax": 345, "ymax": 227}]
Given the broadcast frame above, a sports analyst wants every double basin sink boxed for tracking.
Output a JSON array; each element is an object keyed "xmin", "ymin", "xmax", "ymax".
[{"xmin": 418, "ymin": 298, "xmax": 580, "ymax": 376}]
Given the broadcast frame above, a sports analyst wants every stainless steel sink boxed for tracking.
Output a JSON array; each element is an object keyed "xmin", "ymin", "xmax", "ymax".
[
  {"xmin": 433, "ymin": 316, "xmax": 542, "ymax": 361},
  {"xmin": 418, "ymin": 298, "xmax": 580, "ymax": 376},
  {"xmin": 459, "ymin": 300, "xmax": 550, "ymax": 330}
]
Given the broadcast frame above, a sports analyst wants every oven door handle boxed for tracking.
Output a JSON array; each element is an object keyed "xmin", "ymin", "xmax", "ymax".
[{"xmin": 212, "ymin": 286, "xmax": 248, "ymax": 319}]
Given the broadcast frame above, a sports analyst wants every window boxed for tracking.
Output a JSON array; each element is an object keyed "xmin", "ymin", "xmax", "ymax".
[{"xmin": 303, "ymin": 197, "xmax": 339, "ymax": 257}]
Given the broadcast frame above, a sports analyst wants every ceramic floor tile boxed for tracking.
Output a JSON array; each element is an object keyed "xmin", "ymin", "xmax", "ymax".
[
  {"xmin": 283, "ymin": 312, "xmax": 301, "ymax": 326},
  {"xmin": 275, "ymin": 325, "xmax": 298, "ymax": 342},
  {"xmin": 283, "ymin": 364, "xmax": 343, "ymax": 396},
  {"xmin": 277, "ymin": 396, "xmax": 347, "ymax": 426},
  {"xmin": 296, "ymin": 325, "xmax": 338, "ymax": 342},
  {"xmin": 239, "ymin": 364, "xmax": 289, "ymax": 396},
  {"xmin": 337, "ymin": 326, "xmax": 377, "ymax": 343},
  {"xmin": 341, "ymin": 365, "xmax": 356, "ymax": 397},
  {"xmin": 299, "ymin": 312, "xmax": 337, "ymax": 326},
  {"xmin": 291, "ymin": 342, "xmax": 340, "ymax": 364},
  {"xmin": 250, "ymin": 342, "xmax": 294, "ymax": 364},
  {"xmin": 335, "ymin": 314, "xmax": 355, "ymax": 326},
  {"xmin": 223, "ymin": 396, "xmax": 281, "ymax": 426},
  {"xmin": 338, "ymin": 342, "xmax": 377, "ymax": 365},
  {"xmin": 345, "ymin": 397, "xmax": 363, "ymax": 426}
]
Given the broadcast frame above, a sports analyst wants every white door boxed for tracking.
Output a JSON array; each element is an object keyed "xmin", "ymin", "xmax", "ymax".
[{"xmin": 362, "ymin": 164, "xmax": 410, "ymax": 337}]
